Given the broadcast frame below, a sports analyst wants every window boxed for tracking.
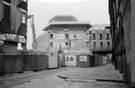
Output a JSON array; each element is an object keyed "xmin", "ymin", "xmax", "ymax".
[
  {"xmin": 65, "ymin": 42, "xmax": 68, "ymax": 46},
  {"xmin": 50, "ymin": 34, "xmax": 54, "ymax": 39},
  {"xmin": 106, "ymin": 33, "xmax": 110, "ymax": 40},
  {"xmin": 99, "ymin": 33, "xmax": 103, "ymax": 40},
  {"xmin": 100, "ymin": 41, "xmax": 103, "ymax": 49},
  {"xmin": 74, "ymin": 35, "xmax": 76, "ymax": 38},
  {"xmin": 65, "ymin": 34, "xmax": 69, "ymax": 39},
  {"xmin": 93, "ymin": 42, "xmax": 96, "ymax": 49},
  {"xmin": 4, "ymin": 5, "xmax": 10, "ymax": 18},
  {"xmin": 50, "ymin": 42, "xmax": 53, "ymax": 47},
  {"xmin": 93, "ymin": 33, "xmax": 96, "ymax": 40},
  {"xmin": 86, "ymin": 42, "xmax": 88, "ymax": 47},
  {"xmin": 89, "ymin": 31, "xmax": 91, "ymax": 34},
  {"xmin": 107, "ymin": 41, "xmax": 110, "ymax": 48}
]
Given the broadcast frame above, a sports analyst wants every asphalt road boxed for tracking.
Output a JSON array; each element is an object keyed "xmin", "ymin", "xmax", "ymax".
[{"xmin": 0, "ymin": 64, "xmax": 128, "ymax": 88}]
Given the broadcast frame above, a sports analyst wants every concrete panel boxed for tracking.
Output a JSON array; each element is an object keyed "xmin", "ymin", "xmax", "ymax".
[{"xmin": 48, "ymin": 55, "xmax": 58, "ymax": 68}]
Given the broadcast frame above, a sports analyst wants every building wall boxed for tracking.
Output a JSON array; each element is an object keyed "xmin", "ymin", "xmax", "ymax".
[
  {"xmin": 0, "ymin": 0, "xmax": 28, "ymax": 55},
  {"xmin": 109, "ymin": 0, "xmax": 135, "ymax": 86},
  {"xmin": 48, "ymin": 29, "xmax": 90, "ymax": 55},
  {"xmin": 37, "ymin": 25, "xmax": 91, "ymax": 55},
  {"xmin": 50, "ymin": 25, "xmax": 88, "ymax": 32},
  {"xmin": 0, "ymin": 0, "xmax": 27, "ymax": 35},
  {"xmin": 89, "ymin": 25, "xmax": 112, "ymax": 52},
  {"xmin": 131, "ymin": 0, "xmax": 135, "ymax": 85}
]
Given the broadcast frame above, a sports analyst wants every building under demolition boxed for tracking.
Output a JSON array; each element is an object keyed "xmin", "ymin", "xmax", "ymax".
[{"xmin": 37, "ymin": 15, "xmax": 91, "ymax": 66}]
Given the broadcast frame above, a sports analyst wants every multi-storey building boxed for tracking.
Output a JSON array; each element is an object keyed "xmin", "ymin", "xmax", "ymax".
[
  {"xmin": 37, "ymin": 15, "xmax": 91, "ymax": 66},
  {"xmin": 37, "ymin": 15, "xmax": 91, "ymax": 55},
  {"xmin": 109, "ymin": 0, "xmax": 135, "ymax": 87},
  {"xmin": 0, "ymin": 0, "xmax": 28, "ymax": 55},
  {"xmin": 89, "ymin": 25, "xmax": 112, "ymax": 55}
]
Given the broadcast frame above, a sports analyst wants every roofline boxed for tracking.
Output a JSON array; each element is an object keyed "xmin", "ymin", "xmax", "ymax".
[{"xmin": 43, "ymin": 21, "xmax": 91, "ymax": 31}]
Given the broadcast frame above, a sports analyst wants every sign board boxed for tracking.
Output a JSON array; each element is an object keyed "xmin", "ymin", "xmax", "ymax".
[{"xmin": 80, "ymin": 56, "xmax": 87, "ymax": 61}]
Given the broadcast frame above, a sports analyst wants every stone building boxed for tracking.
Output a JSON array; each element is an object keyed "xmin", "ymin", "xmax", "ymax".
[
  {"xmin": 109, "ymin": 0, "xmax": 135, "ymax": 87},
  {"xmin": 89, "ymin": 24, "xmax": 112, "ymax": 55},
  {"xmin": 37, "ymin": 15, "xmax": 91, "ymax": 66},
  {"xmin": 37, "ymin": 15, "xmax": 91, "ymax": 55}
]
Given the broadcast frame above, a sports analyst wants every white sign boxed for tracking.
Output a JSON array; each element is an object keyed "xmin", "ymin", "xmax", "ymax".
[{"xmin": 80, "ymin": 56, "xmax": 87, "ymax": 61}]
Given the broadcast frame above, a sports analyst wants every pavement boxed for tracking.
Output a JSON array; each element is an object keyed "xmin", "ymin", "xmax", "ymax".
[
  {"xmin": 58, "ymin": 64, "xmax": 128, "ymax": 88},
  {"xmin": 0, "ymin": 64, "xmax": 128, "ymax": 88}
]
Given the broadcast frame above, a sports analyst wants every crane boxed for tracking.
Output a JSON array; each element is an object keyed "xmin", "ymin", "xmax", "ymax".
[{"xmin": 27, "ymin": 15, "xmax": 37, "ymax": 50}]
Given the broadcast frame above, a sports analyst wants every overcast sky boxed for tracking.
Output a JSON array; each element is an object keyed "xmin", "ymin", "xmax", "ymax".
[{"xmin": 27, "ymin": 0, "xmax": 110, "ymax": 49}]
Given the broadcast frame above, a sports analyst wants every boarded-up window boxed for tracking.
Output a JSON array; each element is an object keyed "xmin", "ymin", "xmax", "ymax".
[
  {"xmin": 107, "ymin": 41, "xmax": 110, "ymax": 48},
  {"xmin": 74, "ymin": 35, "xmax": 76, "ymax": 39}
]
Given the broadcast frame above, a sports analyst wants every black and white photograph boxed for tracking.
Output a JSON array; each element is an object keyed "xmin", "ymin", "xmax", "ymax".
[{"xmin": 0, "ymin": 0, "xmax": 134, "ymax": 88}]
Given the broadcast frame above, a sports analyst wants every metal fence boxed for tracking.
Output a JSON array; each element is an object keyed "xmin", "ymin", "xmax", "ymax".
[{"xmin": 0, "ymin": 55, "xmax": 48, "ymax": 75}]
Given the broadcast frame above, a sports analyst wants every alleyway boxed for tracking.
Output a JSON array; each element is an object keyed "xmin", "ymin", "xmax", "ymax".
[{"xmin": 0, "ymin": 64, "xmax": 128, "ymax": 88}]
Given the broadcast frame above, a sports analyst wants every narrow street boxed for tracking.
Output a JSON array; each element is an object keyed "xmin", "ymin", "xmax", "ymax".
[{"xmin": 0, "ymin": 64, "xmax": 128, "ymax": 88}]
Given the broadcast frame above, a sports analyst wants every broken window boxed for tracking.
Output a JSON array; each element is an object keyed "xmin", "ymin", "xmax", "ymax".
[
  {"xmin": 74, "ymin": 35, "xmax": 76, "ymax": 39},
  {"xmin": 50, "ymin": 34, "xmax": 54, "ymax": 39},
  {"xmin": 65, "ymin": 42, "xmax": 68, "ymax": 46},
  {"xmin": 65, "ymin": 34, "xmax": 69, "ymax": 39}
]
